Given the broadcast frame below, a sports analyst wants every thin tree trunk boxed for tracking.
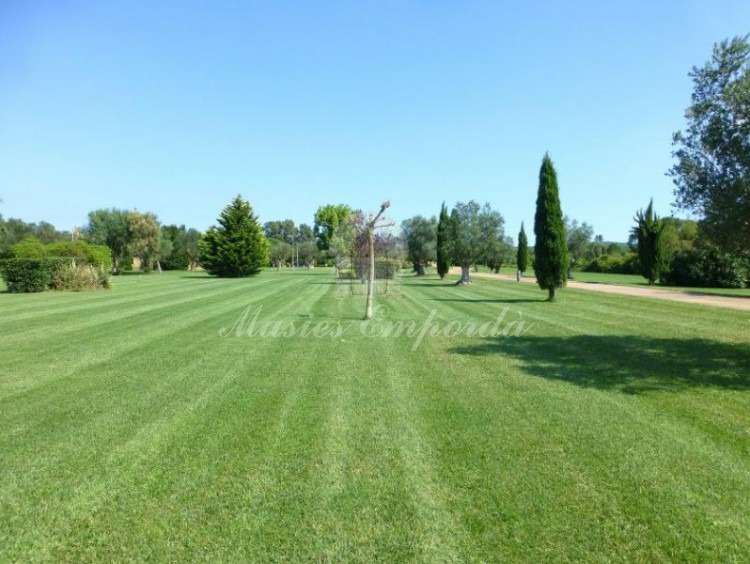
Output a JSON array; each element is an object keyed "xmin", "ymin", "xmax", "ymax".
[{"xmin": 365, "ymin": 226, "xmax": 375, "ymax": 319}]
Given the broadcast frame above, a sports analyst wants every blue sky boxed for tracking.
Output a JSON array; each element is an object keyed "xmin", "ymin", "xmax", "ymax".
[{"xmin": 1, "ymin": 1, "xmax": 748, "ymax": 241}]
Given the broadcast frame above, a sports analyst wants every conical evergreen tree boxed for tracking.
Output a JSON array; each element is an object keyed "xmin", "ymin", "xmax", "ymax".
[
  {"xmin": 516, "ymin": 222, "xmax": 529, "ymax": 277},
  {"xmin": 533, "ymin": 154, "xmax": 568, "ymax": 301},
  {"xmin": 199, "ymin": 195, "xmax": 269, "ymax": 277},
  {"xmin": 436, "ymin": 202, "xmax": 451, "ymax": 279},
  {"xmin": 632, "ymin": 199, "xmax": 665, "ymax": 285}
]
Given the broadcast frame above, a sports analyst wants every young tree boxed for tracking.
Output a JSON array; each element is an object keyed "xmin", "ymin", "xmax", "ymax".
[
  {"xmin": 185, "ymin": 228, "xmax": 202, "ymax": 270},
  {"xmin": 476, "ymin": 204, "xmax": 507, "ymax": 273},
  {"xmin": 127, "ymin": 212, "xmax": 161, "ymax": 273},
  {"xmin": 268, "ymin": 239, "xmax": 292, "ymax": 269},
  {"xmin": 449, "ymin": 201, "xmax": 482, "ymax": 285},
  {"xmin": 436, "ymin": 202, "xmax": 451, "ymax": 279},
  {"xmin": 199, "ymin": 195, "xmax": 269, "ymax": 277},
  {"xmin": 85, "ymin": 209, "xmax": 130, "ymax": 273},
  {"xmin": 314, "ymin": 204, "xmax": 353, "ymax": 252},
  {"xmin": 533, "ymin": 154, "xmax": 568, "ymax": 301},
  {"xmin": 401, "ymin": 215, "xmax": 437, "ymax": 275},
  {"xmin": 517, "ymin": 222, "xmax": 530, "ymax": 278},
  {"xmin": 564, "ymin": 217, "xmax": 594, "ymax": 279},
  {"xmin": 632, "ymin": 199, "xmax": 666, "ymax": 285},
  {"xmin": 670, "ymin": 36, "xmax": 750, "ymax": 253},
  {"xmin": 352, "ymin": 202, "xmax": 392, "ymax": 319}
]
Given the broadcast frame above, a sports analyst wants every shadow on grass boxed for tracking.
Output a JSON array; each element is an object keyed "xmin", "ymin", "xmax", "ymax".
[
  {"xmin": 449, "ymin": 335, "xmax": 750, "ymax": 393},
  {"xmin": 427, "ymin": 297, "xmax": 542, "ymax": 304},
  {"xmin": 399, "ymin": 282, "xmax": 456, "ymax": 287}
]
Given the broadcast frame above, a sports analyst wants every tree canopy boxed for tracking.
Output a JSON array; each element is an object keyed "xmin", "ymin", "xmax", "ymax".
[
  {"xmin": 402, "ymin": 215, "xmax": 437, "ymax": 275},
  {"xmin": 670, "ymin": 35, "xmax": 750, "ymax": 254}
]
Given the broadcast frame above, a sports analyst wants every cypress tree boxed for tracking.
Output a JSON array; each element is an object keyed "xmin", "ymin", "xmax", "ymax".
[
  {"xmin": 516, "ymin": 222, "xmax": 529, "ymax": 277},
  {"xmin": 533, "ymin": 154, "xmax": 568, "ymax": 301},
  {"xmin": 436, "ymin": 202, "xmax": 451, "ymax": 279},
  {"xmin": 632, "ymin": 199, "xmax": 666, "ymax": 285},
  {"xmin": 199, "ymin": 195, "xmax": 269, "ymax": 277}
]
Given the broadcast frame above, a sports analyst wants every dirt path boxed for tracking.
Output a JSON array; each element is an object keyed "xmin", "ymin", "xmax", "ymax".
[{"xmin": 448, "ymin": 268, "xmax": 750, "ymax": 311}]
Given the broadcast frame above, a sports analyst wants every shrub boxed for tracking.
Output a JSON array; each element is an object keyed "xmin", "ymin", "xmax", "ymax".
[
  {"xmin": 45, "ymin": 241, "xmax": 112, "ymax": 269},
  {"xmin": 11, "ymin": 237, "xmax": 46, "ymax": 258},
  {"xmin": 337, "ymin": 268, "xmax": 355, "ymax": 279},
  {"xmin": 583, "ymin": 252, "xmax": 640, "ymax": 275},
  {"xmin": 661, "ymin": 249, "xmax": 749, "ymax": 288},
  {"xmin": 0, "ymin": 258, "xmax": 66, "ymax": 293},
  {"xmin": 51, "ymin": 262, "xmax": 112, "ymax": 291}
]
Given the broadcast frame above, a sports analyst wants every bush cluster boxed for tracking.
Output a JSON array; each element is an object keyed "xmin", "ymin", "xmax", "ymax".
[
  {"xmin": 583, "ymin": 253, "xmax": 640, "ymax": 275},
  {"xmin": 0, "ymin": 258, "xmax": 68, "ymax": 292},
  {"xmin": 661, "ymin": 249, "xmax": 749, "ymax": 288},
  {"xmin": 0, "ymin": 257, "xmax": 113, "ymax": 293}
]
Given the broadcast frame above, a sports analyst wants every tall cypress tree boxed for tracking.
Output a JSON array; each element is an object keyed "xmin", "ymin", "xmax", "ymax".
[
  {"xmin": 199, "ymin": 195, "xmax": 269, "ymax": 277},
  {"xmin": 516, "ymin": 222, "xmax": 529, "ymax": 277},
  {"xmin": 632, "ymin": 199, "xmax": 665, "ymax": 285},
  {"xmin": 533, "ymin": 154, "xmax": 568, "ymax": 301},
  {"xmin": 436, "ymin": 202, "xmax": 451, "ymax": 279}
]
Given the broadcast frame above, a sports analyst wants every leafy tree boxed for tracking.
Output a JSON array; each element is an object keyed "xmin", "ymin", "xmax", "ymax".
[
  {"xmin": 402, "ymin": 215, "xmax": 437, "ymax": 275},
  {"xmin": 632, "ymin": 199, "xmax": 666, "ymax": 285},
  {"xmin": 185, "ymin": 228, "xmax": 202, "ymax": 270},
  {"xmin": 449, "ymin": 201, "xmax": 482, "ymax": 285},
  {"xmin": 670, "ymin": 35, "xmax": 750, "ymax": 253},
  {"xmin": 268, "ymin": 238, "xmax": 292, "ymax": 269},
  {"xmin": 296, "ymin": 241, "xmax": 318, "ymax": 266},
  {"xmin": 314, "ymin": 204, "xmax": 353, "ymax": 252},
  {"xmin": 199, "ymin": 195, "xmax": 269, "ymax": 277},
  {"xmin": 564, "ymin": 217, "xmax": 594, "ymax": 278},
  {"xmin": 516, "ymin": 222, "xmax": 530, "ymax": 276},
  {"xmin": 475, "ymin": 204, "xmax": 508, "ymax": 273},
  {"xmin": 436, "ymin": 202, "xmax": 451, "ymax": 279},
  {"xmin": 263, "ymin": 220, "xmax": 296, "ymax": 245},
  {"xmin": 86, "ymin": 209, "xmax": 130, "ymax": 273},
  {"xmin": 127, "ymin": 212, "xmax": 161, "ymax": 273},
  {"xmin": 296, "ymin": 223, "xmax": 315, "ymax": 244},
  {"xmin": 533, "ymin": 154, "xmax": 568, "ymax": 301}
]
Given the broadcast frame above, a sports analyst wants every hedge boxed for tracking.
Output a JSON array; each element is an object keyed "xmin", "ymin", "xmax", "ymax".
[{"xmin": 0, "ymin": 258, "xmax": 68, "ymax": 293}]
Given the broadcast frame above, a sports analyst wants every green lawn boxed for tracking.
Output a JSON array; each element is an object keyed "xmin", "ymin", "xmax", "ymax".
[{"xmin": 1, "ymin": 269, "xmax": 749, "ymax": 561}]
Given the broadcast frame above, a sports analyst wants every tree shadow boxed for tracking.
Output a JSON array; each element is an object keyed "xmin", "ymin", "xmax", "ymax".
[
  {"xmin": 427, "ymin": 298, "xmax": 543, "ymax": 304},
  {"xmin": 449, "ymin": 335, "xmax": 750, "ymax": 393}
]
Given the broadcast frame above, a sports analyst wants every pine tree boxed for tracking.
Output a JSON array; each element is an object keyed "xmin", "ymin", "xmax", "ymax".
[
  {"xmin": 199, "ymin": 195, "xmax": 269, "ymax": 277},
  {"xmin": 516, "ymin": 222, "xmax": 529, "ymax": 277},
  {"xmin": 436, "ymin": 202, "xmax": 451, "ymax": 279},
  {"xmin": 632, "ymin": 199, "xmax": 665, "ymax": 285},
  {"xmin": 533, "ymin": 154, "xmax": 568, "ymax": 301}
]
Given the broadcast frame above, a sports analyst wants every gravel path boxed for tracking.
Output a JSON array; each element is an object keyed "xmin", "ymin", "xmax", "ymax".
[{"xmin": 450, "ymin": 268, "xmax": 750, "ymax": 311}]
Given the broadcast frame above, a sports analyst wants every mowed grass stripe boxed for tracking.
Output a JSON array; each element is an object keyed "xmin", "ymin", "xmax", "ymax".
[
  {"xmin": 1, "ymin": 269, "xmax": 749, "ymax": 561},
  {"xmin": 1, "ymin": 272, "xmax": 332, "ymax": 560}
]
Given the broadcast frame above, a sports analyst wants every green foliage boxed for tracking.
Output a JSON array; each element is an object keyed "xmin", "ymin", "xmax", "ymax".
[
  {"xmin": 436, "ymin": 202, "xmax": 451, "ymax": 279},
  {"xmin": 402, "ymin": 215, "xmax": 437, "ymax": 275},
  {"xmin": 0, "ymin": 258, "xmax": 66, "ymax": 293},
  {"xmin": 314, "ymin": 204, "xmax": 353, "ymax": 252},
  {"xmin": 517, "ymin": 223, "xmax": 529, "ymax": 273},
  {"xmin": 12, "ymin": 237, "xmax": 46, "ymax": 258},
  {"xmin": 533, "ymin": 154, "xmax": 568, "ymax": 300},
  {"xmin": 632, "ymin": 200, "xmax": 666, "ymax": 285},
  {"xmin": 661, "ymin": 247, "xmax": 749, "ymax": 288},
  {"xmin": 86, "ymin": 209, "xmax": 130, "ymax": 273},
  {"xmin": 199, "ymin": 195, "xmax": 269, "ymax": 277},
  {"xmin": 475, "ymin": 205, "xmax": 509, "ymax": 272},
  {"xmin": 565, "ymin": 217, "xmax": 595, "ymax": 269},
  {"xmin": 670, "ymin": 36, "xmax": 750, "ymax": 253},
  {"xmin": 583, "ymin": 253, "xmax": 640, "ymax": 275},
  {"xmin": 374, "ymin": 258, "xmax": 400, "ymax": 279},
  {"xmin": 45, "ymin": 241, "xmax": 112, "ymax": 268},
  {"xmin": 127, "ymin": 212, "xmax": 161, "ymax": 273},
  {"xmin": 160, "ymin": 225, "xmax": 201, "ymax": 271},
  {"xmin": 269, "ymin": 238, "xmax": 292, "ymax": 268},
  {"xmin": 51, "ymin": 263, "xmax": 112, "ymax": 291},
  {"xmin": 264, "ymin": 220, "xmax": 296, "ymax": 245}
]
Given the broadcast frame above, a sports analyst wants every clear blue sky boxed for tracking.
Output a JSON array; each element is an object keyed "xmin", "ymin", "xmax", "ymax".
[{"xmin": 1, "ymin": 1, "xmax": 748, "ymax": 241}]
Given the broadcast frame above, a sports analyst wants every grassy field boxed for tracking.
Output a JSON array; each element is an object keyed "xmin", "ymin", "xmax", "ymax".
[{"xmin": 1, "ymin": 269, "xmax": 749, "ymax": 561}]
